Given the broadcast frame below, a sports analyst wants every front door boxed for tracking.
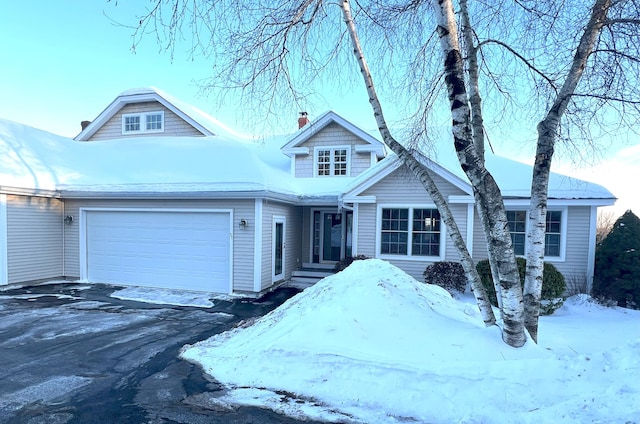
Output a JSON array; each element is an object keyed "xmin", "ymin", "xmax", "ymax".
[
  {"xmin": 313, "ymin": 210, "xmax": 352, "ymax": 264},
  {"xmin": 322, "ymin": 212, "xmax": 342, "ymax": 262}
]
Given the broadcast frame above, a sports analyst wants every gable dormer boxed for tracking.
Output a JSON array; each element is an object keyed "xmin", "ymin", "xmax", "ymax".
[
  {"xmin": 281, "ymin": 111, "xmax": 386, "ymax": 178},
  {"xmin": 74, "ymin": 87, "xmax": 243, "ymax": 142}
]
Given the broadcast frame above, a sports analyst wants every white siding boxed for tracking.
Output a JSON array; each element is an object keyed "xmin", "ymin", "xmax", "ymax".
[
  {"xmin": 89, "ymin": 102, "xmax": 205, "ymax": 140},
  {"xmin": 294, "ymin": 123, "xmax": 374, "ymax": 178},
  {"xmin": 261, "ymin": 201, "xmax": 303, "ymax": 290},
  {"xmin": 6, "ymin": 195, "xmax": 63, "ymax": 283},
  {"xmin": 63, "ymin": 199, "xmax": 255, "ymax": 291}
]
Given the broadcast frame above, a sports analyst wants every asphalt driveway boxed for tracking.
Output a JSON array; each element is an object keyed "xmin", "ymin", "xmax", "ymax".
[{"xmin": 0, "ymin": 282, "xmax": 324, "ymax": 424}]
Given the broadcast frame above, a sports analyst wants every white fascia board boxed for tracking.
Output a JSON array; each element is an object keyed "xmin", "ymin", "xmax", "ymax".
[
  {"xmin": 355, "ymin": 144, "xmax": 386, "ymax": 158},
  {"xmin": 503, "ymin": 198, "xmax": 617, "ymax": 207},
  {"xmin": 342, "ymin": 195, "xmax": 377, "ymax": 204},
  {"xmin": 282, "ymin": 147, "xmax": 310, "ymax": 157},
  {"xmin": 448, "ymin": 195, "xmax": 475, "ymax": 203},
  {"xmin": 0, "ymin": 185, "xmax": 60, "ymax": 198}
]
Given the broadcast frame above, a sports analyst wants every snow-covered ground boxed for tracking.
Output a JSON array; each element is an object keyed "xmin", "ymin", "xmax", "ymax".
[{"xmin": 181, "ymin": 259, "xmax": 640, "ymax": 424}]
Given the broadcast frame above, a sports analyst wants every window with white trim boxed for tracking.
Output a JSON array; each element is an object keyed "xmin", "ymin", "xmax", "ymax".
[
  {"xmin": 380, "ymin": 207, "xmax": 441, "ymax": 257},
  {"xmin": 545, "ymin": 211, "xmax": 562, "ymax": 257},
  {"xmin": 506, "ymin": 210, "xmax": 564, "ymax": 257},
  {"xmin": 122, "ymin": 111, "xmax": 164, "ymax": 134},
  {"xmin": 316, "ymin": 147, "xmax": 349, "ymax": 176},
  {"xmin": 506, "ymin": 210, "xmax": 526, "ymax": 255}
]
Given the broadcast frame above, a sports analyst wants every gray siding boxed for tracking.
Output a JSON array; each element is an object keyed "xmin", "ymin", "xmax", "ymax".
[
  {"xmin": 89, "ymin": 102, "xmax": 205, "ymax": 140},
  {"xmin": 556, "ymin": 206, "xmax": 591, "ymax": 280},
  {"xmin": 354, "ymin": 165, "xmax": 470, "ymax": 281},
  {"xmin": 470, "ymin": 205, "xmax": 593, "ymax": 281},
  {"xmin": 261, "ymin": 201, "xmax": 303, "ymax": 290},
  {"xmin": 361, "ymin": 166, "xmax": 468, "ymax": 199},
  {"xmin": 6, "ymin": 195, "xmax": 63, "ymax": 283},
  {"xmin": 62, "ymin": 198, "xmax": 255, "ymax": 292},
  {"xmin": 294, "ymin": 123, "xmax": 374, "ymax": 178}
]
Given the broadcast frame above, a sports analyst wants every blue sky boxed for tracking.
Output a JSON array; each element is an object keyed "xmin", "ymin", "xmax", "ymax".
[
  {"xmin": 0, "ymin": 1, "xmax": 636, "ymax": 216},
  {"xmin": 0, "ymin": 1, "xmax": 377, "ymax": 138}
]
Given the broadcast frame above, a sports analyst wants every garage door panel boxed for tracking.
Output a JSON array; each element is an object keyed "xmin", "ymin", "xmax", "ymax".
[{"xmin": 85, "ymin": 211, "xmax": 231, "ymax": 292}]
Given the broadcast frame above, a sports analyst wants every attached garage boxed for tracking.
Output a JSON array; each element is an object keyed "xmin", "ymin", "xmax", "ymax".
[{"xmin": 81, "ymin": 209, "xmax": 232, "ymax": 293}]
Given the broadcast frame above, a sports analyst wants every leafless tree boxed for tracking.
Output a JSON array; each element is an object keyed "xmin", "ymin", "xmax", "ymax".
[
  {"xmin": 120, "ymin": 0, "xmax": 640, "ymax": 347},
  {"xmin": 597, "ymin": 210, "xmax": 618, "ymax": 244}
]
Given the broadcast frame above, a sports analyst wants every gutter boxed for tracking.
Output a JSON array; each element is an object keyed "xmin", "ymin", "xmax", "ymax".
[{"xmin": 0, "ymin": 185, "xmax": 60, "ymax": 198}]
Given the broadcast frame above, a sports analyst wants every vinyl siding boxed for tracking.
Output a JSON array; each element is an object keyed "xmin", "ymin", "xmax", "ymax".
[
  {"xmin": 355, "ymin": 166, "xmax": 469, "ymax": 281},
  {"xmin": 6, "ymin": 195, "xmax": 63, "ymax": 283},
  {"xmin": 62, "ymin": 198, "xmax": 255, "ymax": 291},
  {"xmin": 88, "ymin": 102, "xmax": 205, "ymax": 140},
  {"xmin": 470, "ymin": 206, "xmax": 594, "ymax": 281},
  {"xmin": 555, "ymin": 206, "xmax": 591, "ymax": 280},
  {"xmin": 261, "ymin": 201, "xmax": 303, "ymax": 290},
  {"xmin": 294, "ymin": 123, "xmax": 374, "ymax": 178}
]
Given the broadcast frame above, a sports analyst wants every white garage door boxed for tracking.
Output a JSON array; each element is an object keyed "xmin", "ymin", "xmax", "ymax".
[{"xmin": 85, "ymin": 210, "xmax": 231, "ymax": 293}]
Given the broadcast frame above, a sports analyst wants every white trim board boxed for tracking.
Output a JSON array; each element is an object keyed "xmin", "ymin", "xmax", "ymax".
[{"xmin": 0, "ymin": 194, "xmax": 7, "ymax": 285}]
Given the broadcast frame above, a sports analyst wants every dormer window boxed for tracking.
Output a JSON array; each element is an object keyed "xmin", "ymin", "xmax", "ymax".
[
  {"xmin": 315, "ymin": 146, "xmax": 350, "ymax": 177},
  {"xmin": 122, "ymin": 111, "xmax": 164, "ymax": 134}
]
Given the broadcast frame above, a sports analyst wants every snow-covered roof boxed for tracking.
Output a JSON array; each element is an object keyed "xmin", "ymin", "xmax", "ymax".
[
  {"xmin": 0, "ymin": 113, "xmax": 615, "ymax": 203},
  {"xmin": 344, "ymin": 143, "xmax": 615, "ymax": 203}
]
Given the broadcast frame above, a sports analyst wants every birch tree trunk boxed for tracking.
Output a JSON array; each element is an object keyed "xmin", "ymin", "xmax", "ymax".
[
  {"xmin": 340, "ymin": 0, "xmax": 496, "ymax": 327},
  {"xmin": 458, "ymin": 0, "xmax": 504, "ymax": 311},
  {"xmin": 431, "ymin": 0, "xmax": 525, "ymax": 347},
  {"xmin": 524, "ymin": 0, "xmax": 612, "ymax": 342}
]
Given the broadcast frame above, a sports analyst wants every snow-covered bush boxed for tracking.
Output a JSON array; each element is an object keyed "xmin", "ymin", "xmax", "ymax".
[
  {"xmin": 593, "ymin": 210, "xmax": 640, "ymax": 309},
  {"xmin": 423, "ymin": 261, "xmax": 467, "ymax": 296},
  {"xmin": 476, "ymin": 257, "xmax": 566, "ymax": 315},
  {"xmin": 333, "ymin": 255, "xmax": 370, "ymax": 273}
]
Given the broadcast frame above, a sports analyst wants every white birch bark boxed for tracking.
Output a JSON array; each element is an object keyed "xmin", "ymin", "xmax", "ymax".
[
  {"xmin": 524, "ymin": 0, "xmax": 612, "ymax": 342},
  {"xmin": 431, "ymin": 0, "xmax": 525, "ymax": 347},
  {"xmin": 339, "ymin": 0, "xmax": 497, "ymax": 326}
]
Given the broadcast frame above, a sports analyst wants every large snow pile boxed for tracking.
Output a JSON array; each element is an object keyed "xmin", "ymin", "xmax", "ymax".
[{"xmin": 181, "ymin": 259, "xmax": 640, "ymax": 423}]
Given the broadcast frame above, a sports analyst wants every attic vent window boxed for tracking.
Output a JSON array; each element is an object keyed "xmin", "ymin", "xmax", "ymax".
[{"xmin": 122, "ymin": 111, "xmax": 164, "ymax": 134}]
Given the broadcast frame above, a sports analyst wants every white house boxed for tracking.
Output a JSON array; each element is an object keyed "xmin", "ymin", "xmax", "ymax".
[{"xmin": 0, "ymin": 88, "xmax": 616, "ymax": 294}]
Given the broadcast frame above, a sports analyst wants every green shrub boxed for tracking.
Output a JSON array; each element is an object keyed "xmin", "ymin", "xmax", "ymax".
[
  {"xmin": 593, "ymin": 210, "xmax": 640, "ymax": 309},
  {"xmin": 423, "ymin": 262, "xmax": 467, "ymax": 296},
  {"xmin": 333, "ymin": 255, "xmax": 370, "ymax": 273},
  {"xmin": 475, "ymin": 257, "xmax": 566, "ymax": 314}
]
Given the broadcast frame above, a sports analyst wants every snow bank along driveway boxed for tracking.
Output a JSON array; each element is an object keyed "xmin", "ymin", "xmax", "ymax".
[{"xmin": 182, "ymin": 259, "xmax": 640, "ymax": 424}]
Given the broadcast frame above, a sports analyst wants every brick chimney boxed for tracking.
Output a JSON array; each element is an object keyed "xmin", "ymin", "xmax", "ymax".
[
  {"xmin": 81, "ymin": 120, "xmax": 92, "ymax": 131},
  {"xmin": 298, "ymin": 112, "xmax": 309, "ymax": 129}
]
